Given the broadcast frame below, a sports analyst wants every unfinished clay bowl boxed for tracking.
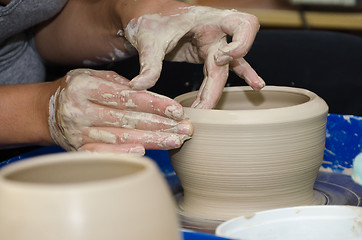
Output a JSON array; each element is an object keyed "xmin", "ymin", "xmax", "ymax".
[
  {"xmin": 0, "ymin": 152, "xmax": 180, "ymax": 240},
  {"xmin": 169, "ymin": 86, "xmax": 328, "ymax": 228}
]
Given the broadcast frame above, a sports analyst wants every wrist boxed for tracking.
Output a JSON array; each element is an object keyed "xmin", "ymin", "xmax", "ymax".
[
  {"xmin": 0, "ymin": 81, "xmax": 59, "ymax": 148},
  {"xmin": 36, "ymin": 81, "xmax": 61, "ymax": 146}
]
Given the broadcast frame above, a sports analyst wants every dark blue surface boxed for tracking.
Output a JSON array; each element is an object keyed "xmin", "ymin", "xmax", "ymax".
[
  {"xmin": 322, "ymin": 114, "xmax": 362, "ymax": 173},
  {"xmin": 181, "ymin": 230, "xmax": 233, "ymax": 240},
  {"xmin": 0, "ymin": 145, "xmax": 65, "ymax": 168}
]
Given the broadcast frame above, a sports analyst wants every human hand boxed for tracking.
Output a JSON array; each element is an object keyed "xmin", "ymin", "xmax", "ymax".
[
  {"xmin": 48, "ymin": 69, "xmax": 193, "ymax": 154},
  {"xmin": 123, "ymin": 6, "xmax": 265, "ymax": 109}
]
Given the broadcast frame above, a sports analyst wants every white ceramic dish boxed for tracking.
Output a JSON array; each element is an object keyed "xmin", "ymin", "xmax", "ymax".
[
  {"xmin": 352, "ymin": 152, "xmax": 362, "ymax": 185},
  {"xmin": 216, "ymin": 205, "xmax": 362, "ymax": 240}
]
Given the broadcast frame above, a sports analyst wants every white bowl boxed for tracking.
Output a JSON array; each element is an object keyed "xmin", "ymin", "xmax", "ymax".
[
  {"xmin": 0, "ymin": 152, "xmax": 180, "ymax": 240},
  {"xmin": 216, "ymin": 205, "xmax": 362, "ymax": 240}
]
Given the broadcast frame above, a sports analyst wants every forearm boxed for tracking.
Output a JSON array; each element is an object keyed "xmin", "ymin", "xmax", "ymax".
[
  {"xmin": 0, "ymin": 82, "xmax": 57, "ymax": 148},
  {"xmin": 34, "ymin": 0, "xmax": 129, "ymax": 66},
  {"xmin": 116, "ymin": 0, "xmax": 190, "ymax": 26},
  {"xmin": 34, "ymin": 0, "xmax": 190, "ymax": 66}
]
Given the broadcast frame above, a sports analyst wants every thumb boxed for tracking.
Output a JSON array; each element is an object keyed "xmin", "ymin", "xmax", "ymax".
[{"xmin": 129, "ymin": 43, "xmax": 165, "ymax": 90}]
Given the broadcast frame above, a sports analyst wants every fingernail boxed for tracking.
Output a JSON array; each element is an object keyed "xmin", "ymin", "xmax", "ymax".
[
  {"xmin": 245, "ymin": 76, "xmax": 266, "ymax": 91},
  {"xmin": 258, "ymin": 76, "xmax": 266, "ymax": 88},
  {"xmin": 165, "ymin": 135, "xmax": 182, "ymax": 148},
  {"xmin": 129, "ymin": 70, "xmax": 158, "ymax": 91},
  {"xmin": 252, "ymin": 76, "xmax": 266, "ymax": 90},
  {"xmin": 129, "ymin": 80, "xmax": 142, "ymax": 90},
  {"xmin": 165, "ymin": 105, "xmax": 184, "ymax": 120},
  {"xmin": 129, "ymin": 75, "xmax": 147, "ymax": 90},
  {"xmin": 192, "ymin": 100, "xmax": 213, "ymax": 109},
  {"xmin": 129, "ymin": 146, "xmax": 145, "ymax": 155},
  {"xmin": 220, "ymin": 42, "xmax": 240, "ymax": 54},
  {"xmin": 191, "ymin": 99, "xmax": 201, "ymax": 108},
  {"xmin": 164, "ymin": 122, "xmax": 193, "ymax": 135},
  {"xmin": 177, "ymin": 122, "xmax": 193, "ymax": 135},
  {"xmin": 215, "ymin": 55, "xmax": 233, "ymax": 65},
  {"xmin": 164, "ymin": 134, "xmax": 192, "ymax": 148},
  {"xmin": 182, "ymin": 135, "xmax": 192, "ymax": 142}
]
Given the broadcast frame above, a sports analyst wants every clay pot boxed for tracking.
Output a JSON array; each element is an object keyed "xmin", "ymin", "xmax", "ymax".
[
  {"xmin": 170, "ymin": 86, "xmax": 328, "ymax": 224},
  {"xmin": 0, "ymin": 152, "xmax": 180, "ymax": 240}
]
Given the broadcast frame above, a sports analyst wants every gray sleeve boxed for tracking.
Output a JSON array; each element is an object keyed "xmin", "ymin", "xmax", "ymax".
[{"xmin": 0, "ymin": 0, "xmax": 68, "ymax": 43}]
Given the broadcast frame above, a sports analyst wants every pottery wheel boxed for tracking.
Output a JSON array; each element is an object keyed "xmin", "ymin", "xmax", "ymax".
[{"xmin": 174, "ymin": 171, "xmax": 362, "ymax": 233}]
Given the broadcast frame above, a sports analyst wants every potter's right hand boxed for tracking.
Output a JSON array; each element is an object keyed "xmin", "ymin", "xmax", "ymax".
[
  {"xmin": 122, "ymin": 5, "xmax": 264, "ymax": 109},
  {"xmin": 48, "ymin": 69, "xmax": 193, "ymax": 154}
]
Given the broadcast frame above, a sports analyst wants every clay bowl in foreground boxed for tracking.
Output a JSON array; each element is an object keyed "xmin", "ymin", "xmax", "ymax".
[{"xmin": 0, "ymin": 152, "xmax": 180, "ymax": 240}]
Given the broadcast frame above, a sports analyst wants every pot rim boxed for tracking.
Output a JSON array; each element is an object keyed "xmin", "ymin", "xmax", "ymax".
[
  {"xmin": 0, "ymin": 152, "xmax": 155, "ymax": 191},
  {"xmin": 175, "ymin": 86, "xmax": 328, "ymax": 124}
]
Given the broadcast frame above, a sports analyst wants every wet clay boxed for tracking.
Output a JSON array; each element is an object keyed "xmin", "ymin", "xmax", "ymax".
[{"xmin": 170, "ymin": 86, "xmax": 329, "ymax": 221}]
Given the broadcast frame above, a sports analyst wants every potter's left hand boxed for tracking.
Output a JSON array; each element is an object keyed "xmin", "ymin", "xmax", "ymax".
[
  {"xmin": 48, "ymin": 69, "xmax": 193, "ymax": 154},
  {"xmin": 124, "ymin": 6, "xmax": 265, "ymax": 109}
]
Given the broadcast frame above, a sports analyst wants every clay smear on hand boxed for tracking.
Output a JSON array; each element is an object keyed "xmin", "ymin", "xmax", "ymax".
[
  {"xmin": 48, "ymin": 70, "xmax": 192, "ymax": 152},
  {"xmin": 124, "ymin": 6, "xmax": 264, "ymax": 109}
]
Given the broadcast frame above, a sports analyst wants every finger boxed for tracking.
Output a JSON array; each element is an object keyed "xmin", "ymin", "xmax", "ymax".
[
  {"xmin": 230, "ymin": 58, "xmax": 265, "ymax": 90},
  {"xmin": 215, "ymin": 13, "xmax": 259, "ymax": 65},
  {"xmin": 129, "ymin": 42, "xmax": 165, "ymax": 90},
  {"xmin": 88, "ymin": 70, "xmax": 131, "ymax": 85},
  {"xmin": 67, "ymin": 69, "xmax": 130, "ymax": 85},
  {"xmin": 191, "ymin": 44, "xmax": 229, "ymax": 109},
  {"xmin": 81, "ymin": 127, "xmax": 191, "ymax": 150},
  {"xmin": 83, "ymin": 105, "xmax": 193, "ymax": 135},
  {"xmin": 79, "ymin": 143, "xmax": 145, "ymax": 155},
  {"xmin": 88, "ymin": 89, "xmax": 186, "ymax": 120},
  {"xmin": 68, "ymin": 71, "xmax": 186, "ymax": 121}
]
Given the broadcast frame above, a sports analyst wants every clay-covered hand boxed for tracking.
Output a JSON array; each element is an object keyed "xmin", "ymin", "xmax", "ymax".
[
  {"xmin": 124, "ymin": 6, "xmax": 265, "ymax": 109},
  {"xmin": 48, "ymin": 69, "xmax": 193, "ymax": 154}
]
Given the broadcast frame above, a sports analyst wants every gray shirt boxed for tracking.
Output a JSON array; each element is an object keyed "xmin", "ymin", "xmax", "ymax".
[{"xmin": 0, "ymin": 0, "xmax": 67, "ymax": 84}]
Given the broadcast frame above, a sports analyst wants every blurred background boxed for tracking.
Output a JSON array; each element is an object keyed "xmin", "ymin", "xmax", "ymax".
[{"xmin": 181, "ymin": 0, "xmax": 362, "ymax": 37}]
